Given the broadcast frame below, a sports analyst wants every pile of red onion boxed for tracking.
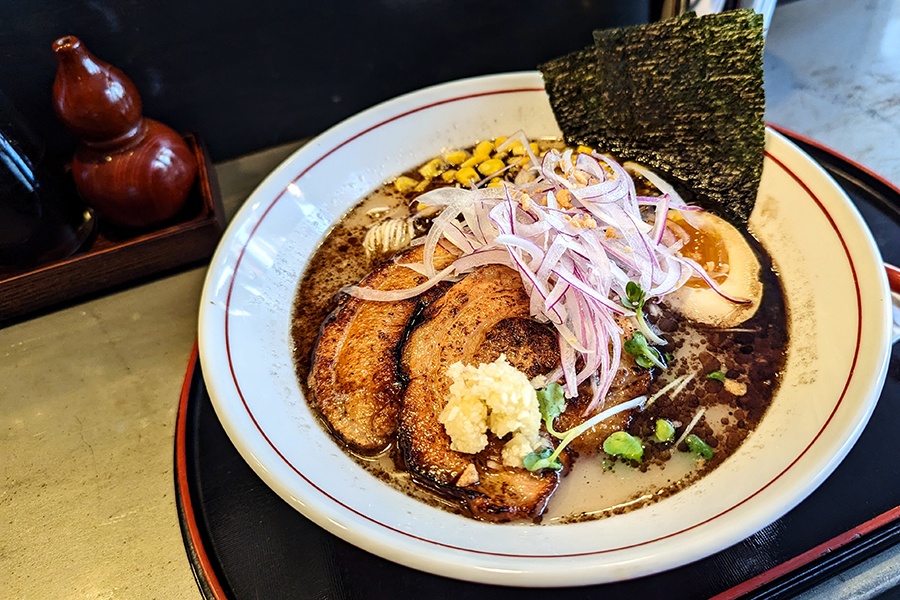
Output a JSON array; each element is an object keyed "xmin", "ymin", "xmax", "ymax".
[{"xmin": 345, "ymin": 134, "xmax": 734, "ymax": 415}]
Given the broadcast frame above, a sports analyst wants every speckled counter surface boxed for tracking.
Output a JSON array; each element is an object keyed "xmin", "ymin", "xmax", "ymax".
[
  {"xmin": 765, "ymin": 0, "xmax": 900, "ymax": 183},
  {"xmin": 2, "ymin": 1, "xmax": 898, "ymax": 598}
]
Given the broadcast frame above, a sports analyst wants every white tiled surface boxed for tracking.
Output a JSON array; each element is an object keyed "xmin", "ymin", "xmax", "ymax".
[{"xmin": 1, "ymin": 1, "xmax": 898, "ymax": 598}]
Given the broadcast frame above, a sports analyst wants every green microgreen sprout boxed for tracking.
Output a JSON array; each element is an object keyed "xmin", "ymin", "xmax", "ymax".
[
  {"xmin": 603, "ymin": 431, "xmax": 644, "ymax": 461},
  {"xmin": 706, "ymin": 370, "xmax": 727, "ymax": 382},
  {"xmin": 624, "ymin": 332, "xmax": 667, "ymax": 370},
  {"xmin": 524, "ymin": 393, "xmax": 647, "ymax": 472},
  {"xmin": 622, "ymin": 281, "xmax": 666, "ymax": 346},
  {"xmin": 685, "ymin": 434, "xmax": 714, "ymax": 460},
  {"xmin": 536, "ymin": 382, "xmax": 566, "ymax": 439},
  {"xmin": 654, "ymin": 418, "xmax": 676, "ymax": 443},
  {"xmin": 622, "ymin": 280, "xmax": 645, "ymax": 311}
]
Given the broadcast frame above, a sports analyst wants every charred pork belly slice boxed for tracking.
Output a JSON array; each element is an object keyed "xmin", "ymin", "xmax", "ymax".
[
  {"xmin": 309, "ymin": 246, "xmax": 452, "ymax": 454},
  {"xmin": 464, "ymin": 437, "xmax": 560, "ymax": 521},
  {"xmin": 398, "ymin": 265, "xmax": 560, "ymax": 521},
  {"xmin": 555, "ymin": 365, "xmax": 651, "ymax": 457}
]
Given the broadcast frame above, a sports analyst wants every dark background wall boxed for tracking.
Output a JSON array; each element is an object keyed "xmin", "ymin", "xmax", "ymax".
[{"xmin": 0, "ymin": 1, "xmax": 649, "ymax": 162}]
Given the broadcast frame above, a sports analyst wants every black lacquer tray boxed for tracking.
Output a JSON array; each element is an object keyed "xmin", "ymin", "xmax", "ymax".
[{"xmin": 175, "ymin": 130, "xmax": 900, "ymax": 599}]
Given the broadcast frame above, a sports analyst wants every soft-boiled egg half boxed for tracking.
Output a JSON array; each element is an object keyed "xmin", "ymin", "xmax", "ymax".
[{"xmin": 665, "ymin": 211, "xmax": 763, "ymax": 329}]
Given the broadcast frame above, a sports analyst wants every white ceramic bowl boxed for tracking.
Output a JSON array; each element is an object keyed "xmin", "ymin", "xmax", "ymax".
[{"xmin": 198, "ymin": 72, "xmax": 893, "ymax": 587}]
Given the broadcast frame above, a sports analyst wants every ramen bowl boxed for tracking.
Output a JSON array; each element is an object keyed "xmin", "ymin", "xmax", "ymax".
[{"xmin": 198, "ymin": 72, "xmax": 893, "ymax": 586}]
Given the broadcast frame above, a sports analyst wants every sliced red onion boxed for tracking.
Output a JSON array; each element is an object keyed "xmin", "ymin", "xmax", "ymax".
[
  {"xmin": 342, "ymin": 263, "xmax": 458, "ymax": 301},
  {"xmin": 450, "ymin": 248, "xmax": 513, "ymax": 272},
  {"xmin": 626, "ymin": 162, "xmax": 708, "ymax": 231},
  {"xmin": 677, "ymin": 255, "xmax": 753, "ymax": 304},
  {"xmin": 443, "ymin": 220, "xmax": 477, "ymax": 254},
  {"xmin": 650, "ymin": 193, "xmax": 671, "ymax": 244},
  {"xmin": 552, "ymin": 267, "xmax": 629, "ymax": 315}
]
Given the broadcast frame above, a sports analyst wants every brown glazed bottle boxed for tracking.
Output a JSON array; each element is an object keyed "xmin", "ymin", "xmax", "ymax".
[{"xmin": 51, "ymin": 36, "xmax": 197, "ymax": 229}]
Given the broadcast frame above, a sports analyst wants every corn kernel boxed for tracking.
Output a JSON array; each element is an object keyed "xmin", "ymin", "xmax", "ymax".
[
  {"xmin": 394, "ymin": 176, "xmax": 418, "ymax": 193},
  {"xmin": 529, "ymin": 142, "xmax": 539, "ymax": 154},
  {"xmin": 455, "ymin": 167, "xmax": 479, "ymax": 185},
  {"xmin": 414, "ymin": 178, "xmax": 432, "ymax": 192},
  {"xmin": 474, "ymin": 140, "xmax": 493, "ymax": 157},
  {"xmin": 509, "ymin": 141, "xmax": 526, "ymax": 156},
  {"xmin": 441, "ymin": 169, "xmax": 458, "ymax": 182},
  {"xmin": 493, "ymin": 136, "xmax": 507, "ymax": 148},
  {"xmin": 461, "ymin": 154, "xmax": 487, "ymax": 169},
  {"xmin": 477, "ymin": 158, "xmax": 505, "ymax": 177},
  {"xmin": 487, "ymin": 178, "xmax": 503, "ymax": 188},
  {"xmin": 444, "ymin": 150, "xmax": 468, "ymax": 166},
  {"xmin": 576, "ymin": 145, "xmax": 594, "ymax": 155},
  {"xmin": 418, "ymin": 158, "xmax": 443, "ymax": 179}
]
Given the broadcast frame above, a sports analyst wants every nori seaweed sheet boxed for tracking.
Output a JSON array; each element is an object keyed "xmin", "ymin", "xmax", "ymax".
[{"xmin": 540, "ymin": 10, "xmax": 765, "ymax": 225}]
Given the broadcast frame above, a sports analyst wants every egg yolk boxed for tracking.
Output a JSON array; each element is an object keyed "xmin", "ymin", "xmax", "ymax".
[{"xmin": 669, "ymin": 214, "xmax": 729, "ymax": 287}]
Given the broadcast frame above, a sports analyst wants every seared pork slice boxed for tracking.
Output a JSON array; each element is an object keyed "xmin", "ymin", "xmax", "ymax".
[
  {"xmin": 465, "ymin": 437, "xmax": 560, "ymax": 521},
  {"xmin": 554, "ymin": 364, "xmax": 651, "ymax": 457},
  {"xmin": 309, "ymin": 246, "xmax": 453, "ymax": 454},
  {"xmin": 398, "ymin": 265, "xmax": 560, "ymax": 521}
]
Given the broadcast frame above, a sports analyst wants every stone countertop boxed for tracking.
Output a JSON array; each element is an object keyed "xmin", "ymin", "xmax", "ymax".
[
  {"xmin": 765, "ymin": 0, "xmax": 900, "ymax": 185},
  {"xmin": 2, "ymin": 1, "xmax": 898, "ymax": 598}
]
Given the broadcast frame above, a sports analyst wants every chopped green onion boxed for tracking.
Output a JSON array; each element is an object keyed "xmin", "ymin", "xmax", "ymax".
[
  {"xmin": 674, "ymin": 407, "xmax": 706, "ymax": 448},
  {"xmin": 603, "ymin": 431, "xmax": 644, "ymax": 461},
  {"xmin": 644, "ymin": 373, "xmax": 693, "ymax": 409},
  {"xmin": 685, "ymin": 434, "xmax": 714, "ymax": 459},
  {"xmin": 654, "ymin": 419, "xmax": 675, "ymax": 442},
  {"xmin": 707, "ymin": 370, "xmax": 726, "ymax": 382}
]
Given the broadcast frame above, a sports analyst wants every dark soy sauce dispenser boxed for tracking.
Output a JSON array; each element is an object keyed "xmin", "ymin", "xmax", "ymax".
[{"xmin": 0, "ymin": 90, "xmax": 94, "ymax": 269}]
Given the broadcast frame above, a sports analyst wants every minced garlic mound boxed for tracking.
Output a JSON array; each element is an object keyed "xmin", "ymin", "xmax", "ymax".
[{"xmin": 438, "ymin": 355, "xmax": 543, "ymax": 468}]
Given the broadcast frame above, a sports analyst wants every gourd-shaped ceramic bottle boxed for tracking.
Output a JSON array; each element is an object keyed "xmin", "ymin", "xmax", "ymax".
[{"xmin": 52, "ymin": 36, "xmax": 197, "ymax": 229}]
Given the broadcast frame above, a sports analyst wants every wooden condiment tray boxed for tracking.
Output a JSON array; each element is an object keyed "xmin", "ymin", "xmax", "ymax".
[{"xmin": 0, "ymin": 133, "xmax": 224, "ymax": 323}]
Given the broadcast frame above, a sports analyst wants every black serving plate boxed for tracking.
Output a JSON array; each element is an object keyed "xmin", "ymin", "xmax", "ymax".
[{"xmin": 175, "ymin": 130, "xmax": 900, "ymax": 599}]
